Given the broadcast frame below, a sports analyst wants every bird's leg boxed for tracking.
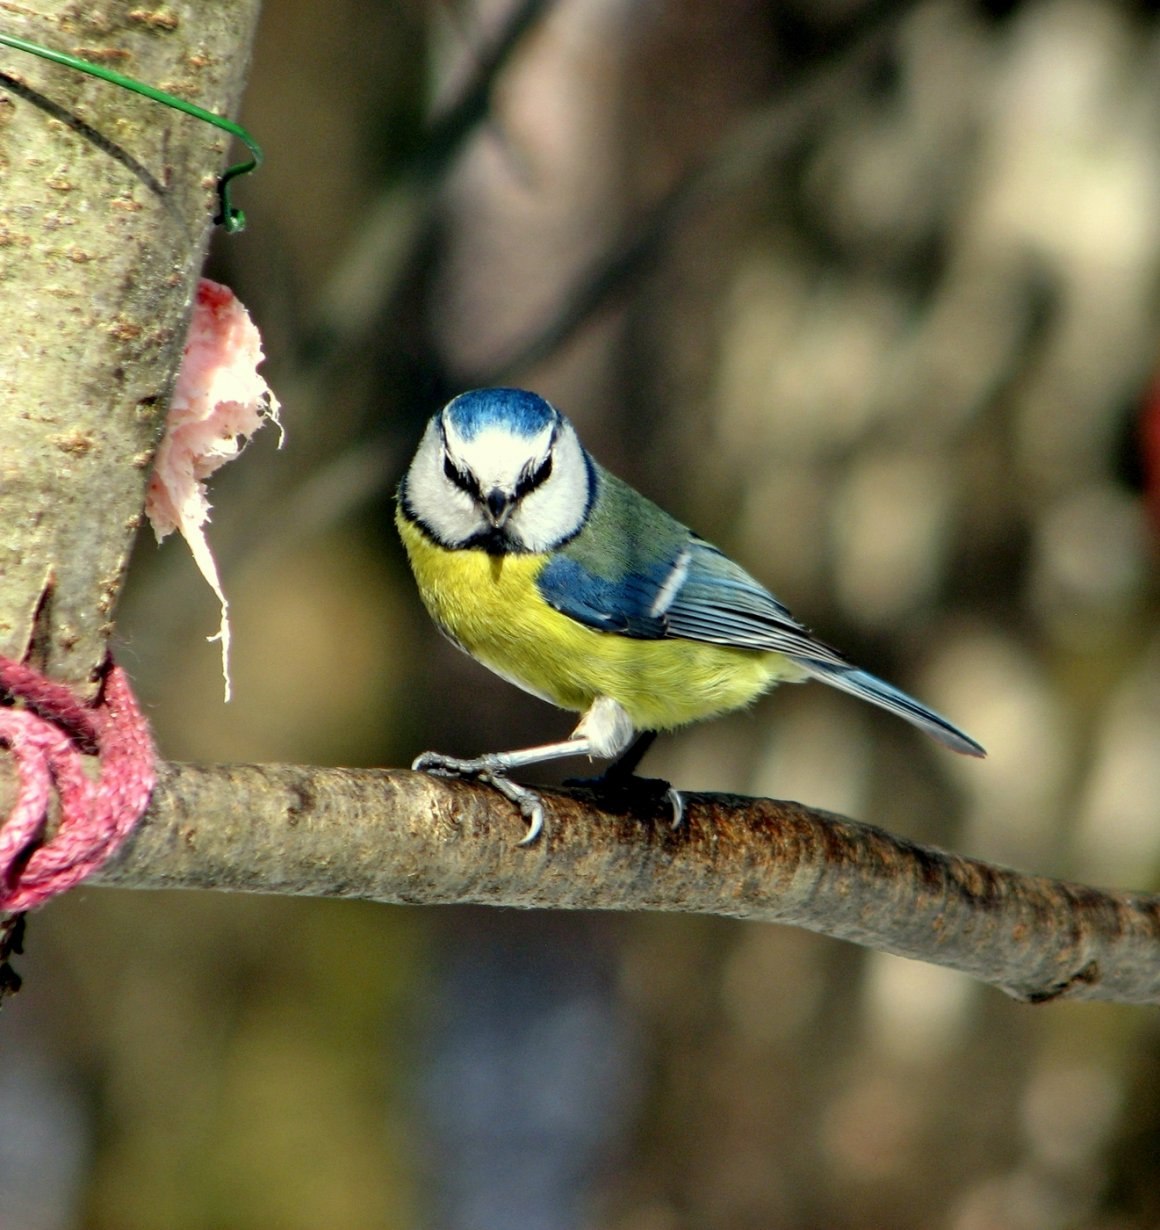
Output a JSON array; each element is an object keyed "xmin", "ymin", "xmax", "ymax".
[
  {"xmin": 563, "ymin": 730, "xmax": 654, "ymax": 785},
  {"xmin": 603, "ymin": 730, "xmax": 658, "ymax": 781},
  {"xmin": 563, "ymin": 729, "xmax": 685, "ymax": 829},
  {"xmin": 413, "ymin": 698, "xmax": 639, "ymax": 845}
]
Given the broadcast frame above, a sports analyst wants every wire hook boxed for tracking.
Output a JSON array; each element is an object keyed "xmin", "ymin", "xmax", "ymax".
[{"xmin": 0, "ymin": 31, "xmax": 262, "ymax": 232}]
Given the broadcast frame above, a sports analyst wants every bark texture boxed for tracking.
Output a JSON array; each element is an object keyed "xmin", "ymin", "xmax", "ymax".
[{"xmin": 0, "ymin": 0, "xmax": 262, "ymax": 694}]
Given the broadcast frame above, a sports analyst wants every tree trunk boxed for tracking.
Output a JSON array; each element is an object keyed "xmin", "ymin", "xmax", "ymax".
[{"xmin": 0, "ymin": 0, "xmax": 263, "ymax": 694}]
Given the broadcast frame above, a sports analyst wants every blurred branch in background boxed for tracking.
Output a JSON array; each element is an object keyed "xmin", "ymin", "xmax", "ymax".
[
  {"xmin": 484, "ymin": 0, "xmax": 920, "ymax": 381},
  {"xmin": 88, "ymin": 760, "xmax": 1160, "ymax": 1007},
  {"xmin": 297, "ymin": 0, "xmax": 561, "ymax": 372}
]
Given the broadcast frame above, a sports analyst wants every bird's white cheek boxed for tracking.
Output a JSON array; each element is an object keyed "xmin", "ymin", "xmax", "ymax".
[
  {"xmin": 442, "ymin": 492, "xmax": 486, "ymax": 540},
  {"xmin": 405, "ymin": 459, "xmax": 486, "ymax": 544}
]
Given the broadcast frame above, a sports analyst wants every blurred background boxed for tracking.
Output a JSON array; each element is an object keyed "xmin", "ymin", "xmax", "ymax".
[{"xmin": 4, "ymin": 0, "xmax": 1160, "ymax": 1225}]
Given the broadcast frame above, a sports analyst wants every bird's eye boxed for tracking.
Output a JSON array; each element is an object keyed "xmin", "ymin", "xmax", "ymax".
[
  {"xmin": 515, "ymin": 453, "xmax": 553, "ymax": 500},
  {"xmin": 443, "ymin": 452, "xmax": 473, "ymax": 494}
]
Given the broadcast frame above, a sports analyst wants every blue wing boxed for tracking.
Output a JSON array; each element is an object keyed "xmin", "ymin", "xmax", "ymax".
[
  {"xmin": 531, "ymin": 554, "xmax": 671, "ymax": 638},
  {"xmin": 537, "ymin": 535, "xmax": 985, "ymax": 757},
  {"xmin": 538, "ymin": 535, "xmax": 848, "ymax": 663}
]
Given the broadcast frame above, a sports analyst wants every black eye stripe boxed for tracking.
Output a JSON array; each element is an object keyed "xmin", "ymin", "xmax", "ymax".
[
  {"xmin": 514, "ymin": 453, "xmax": 552, "ymax": 500},
  {"xmin": 443, "ymin": 452, "xmax": 480, "ymax": 498}
]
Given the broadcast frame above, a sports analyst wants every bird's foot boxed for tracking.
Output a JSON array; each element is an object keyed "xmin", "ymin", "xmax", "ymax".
[
  {"xmin": 412, "ymin": 751, "xmax": 546, "ymax": 845},
  {"xmin": 563, "ymin": 768, "xmax": 685, "ymax": 830}
]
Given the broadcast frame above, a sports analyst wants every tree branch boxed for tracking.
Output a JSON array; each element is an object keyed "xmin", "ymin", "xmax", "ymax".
[{"xmin": 90, "ymin": 762, "xmax": 1160, "ymax": 1006}]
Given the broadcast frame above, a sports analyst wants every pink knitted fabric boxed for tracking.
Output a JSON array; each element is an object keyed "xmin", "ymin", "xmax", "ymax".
[{"xmin": 0, "ymin": 658, "xmax": 155, "ymax": 912}]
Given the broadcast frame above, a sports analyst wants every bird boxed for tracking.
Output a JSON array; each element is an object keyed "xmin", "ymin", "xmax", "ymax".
[{"xmin": 396, "ymin": 387, "xmax": 985, "ymax": 842}]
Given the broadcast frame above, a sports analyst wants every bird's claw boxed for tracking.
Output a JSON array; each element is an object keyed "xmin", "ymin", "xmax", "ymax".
[
  {"xmin": 412, "ymin": 751, "xmax": 546, "ymax": 845},
  {"xmin": 480, "ymin": 772, "xmax": 545, "ymax": 845}
]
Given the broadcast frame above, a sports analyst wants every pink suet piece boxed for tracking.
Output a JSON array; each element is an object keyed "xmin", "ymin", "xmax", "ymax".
[{"xmin": 145, "ymin": 278, "xmax": 282, "ymax": 700}]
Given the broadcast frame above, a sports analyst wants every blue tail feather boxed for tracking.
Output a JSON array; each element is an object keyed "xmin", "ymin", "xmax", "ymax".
[{"xmin": 800, "ymin": 660, "xmax": 986, "ymax": 758}]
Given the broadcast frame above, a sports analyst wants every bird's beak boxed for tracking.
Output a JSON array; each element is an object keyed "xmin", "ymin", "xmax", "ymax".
[{"xmin": 484, "ymin": 488, "xmax": 513, "ymax": 527}]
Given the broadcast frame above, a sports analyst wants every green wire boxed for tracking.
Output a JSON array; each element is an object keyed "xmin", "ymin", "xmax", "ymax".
[{"xmin": 0, "ymin": 31, "xmax": 261, "ymax": 232}]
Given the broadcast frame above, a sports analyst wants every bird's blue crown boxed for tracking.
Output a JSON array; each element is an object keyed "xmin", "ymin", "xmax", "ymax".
[{"xmin": 443, "ymin": 388, "xmax": 559, "ymax": 440}]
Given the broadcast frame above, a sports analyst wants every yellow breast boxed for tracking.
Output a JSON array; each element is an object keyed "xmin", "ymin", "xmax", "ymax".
[{"xmin": 397, "ymin": 511, "xmax": 801, "ymax": 731}]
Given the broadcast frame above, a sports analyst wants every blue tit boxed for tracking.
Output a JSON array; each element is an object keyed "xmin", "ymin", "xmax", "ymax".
[{"xmin": 397, "ymin": 387, "xmax": 985, "ymax": 842}]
